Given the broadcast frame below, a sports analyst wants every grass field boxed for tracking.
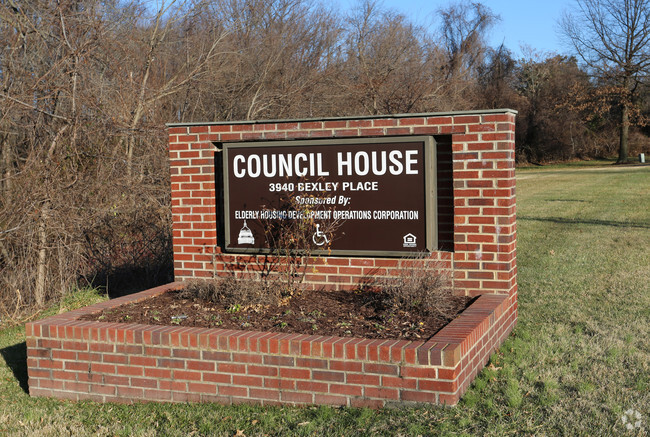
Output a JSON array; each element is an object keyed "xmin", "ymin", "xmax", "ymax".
[{"xmin": 1, "ymin": 164, "xmax": 648, "ymax": 436}]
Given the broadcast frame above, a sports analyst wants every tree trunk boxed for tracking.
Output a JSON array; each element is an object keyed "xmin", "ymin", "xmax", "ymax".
[
  {"xmin": 617, "ymin": 102, "xmax": 629, "ymax": 164},
  {"xmin": 35, "ymin": 199, "xmax": 50, "ymax": 306},
  {"xmin": 35, "ymin": 125, "xmax": 68, "ymax": 306},
  {"xmin": 1, "ymin": 136, "xmax": 11, "ymax": 196}
]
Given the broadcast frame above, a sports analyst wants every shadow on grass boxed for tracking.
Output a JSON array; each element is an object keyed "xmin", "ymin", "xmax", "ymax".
[
  {"xmin": 519, "ymin": 216, "xmax": 650, "ymax": 229},
  {"xmin": 0, "ymin": 341, "xmax": 29, "ymax": 394}
]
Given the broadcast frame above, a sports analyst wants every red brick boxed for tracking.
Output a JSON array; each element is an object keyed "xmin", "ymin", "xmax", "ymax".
[
  {"xmin": 36, "ymin": 379, "xmax": 64, "ymax": 390},
  {"xmin": 116, "ymin": 385, "xmax": 144, "ymax": 399},
  {"xmin": 116, "ymin": 365, "xmax": 143, "ymax": 377},
  {"xmin": 382, "ymin": 376, "xmax": 418, "ymax": 389},
  {"xmin": 174, "ymin": 370, "xmax": 202, "ymax": 381},
  {"xmin": 281, "ymin": 391, "xmax": 312, "ymax": 404},
  {"xmin": 202, "ymin": 350, "xmax": 231, "ymax": 362},
  {"xmin": 295, "ymin": 357, "xmax": 326, "ymax": 368},
  {"xmin": 65, "ymin": 361, "xmax": 89, "ymax": 372},
  {"xmin": 401, "ymin": 390, "xmax": 436, "ymax": 403},
  {"xmin": 233, "ymin": 375, "xmax": 263, "ymax": 387},
  {"xmin": 50, "ymin": 349, "xmax": 75, "ymax": 361},
  {"xmin": 373, "ymin": 119, "xmax": 396, "ymax": 127},
  {"xmin": 398, "ymin": 117, "xmax": 425, "ymax": 125},
  {"xmin": 52, "ymin": 370, "xmax": 78, "ymax": 381},
  {"xmin": 413, "ymin": 126, "xmax": 438, "ymax": 134},
  {"xmin": 28, "ymin": 369, "xmax": 51, "ymax": 378},
  {"xmin": 329, "ymin": 360, "xmax": 362, "ymax": 372},
  {"xmin": 159, "ymin": 380, "xmax": 187, "ymax": 391},
  {"xmin": 249, "ymin": 388, "xmax": 280, "ymax": 401},
  {"xmin": 347, "ymin": 120, "xmax": 373, "ymax": 128},
  {"xmin": 131, "ymin": 356, "xmax": 157, "ymax": 367},
  {"xmin": 300, "ymin": 121, "xmax": 323, "ymax": 129},
  {"xmin": 29, "ymin": 348, "xmax": 50, "ymax": 359},
  {"xmin": 232, "ymin": 352, "xmax": 263, "ymax": 364},
  {"xmin": 386, "ymin": 127, "xmax": 410, "ymax": 135},
  {"xmin": 188, "ymin": 382, "xmax": 217, "ymax": 394},
  {"xmin": 247, "ymin": 365, "xmax": 278, "ymax": 377},
  {"xmin": 143, "ymin": 389, "xmax": 173, "ymax": 401},
  {"xmin": 203, "ymin": 372, "xmax": 231, "ymax": 384},
  {"xmin": 312, "ymin": 370, "xmax": 344, "ymax": 382},
  {"xmin": 314, "ymin": 394, "xmax": 347, "ymax": 406},
  {"xmin": 401, "ymin": 367, "xmax": 438, "ymax": 379},
  {"xmin": 131, "ymin": 378, "xmax": 158, "ymax": 389},
  {"xmin": 184, "ymin": 360, "xmax": 214, "ymax": 372},
  {"xmin": 38, "ymin": 359, "xmax": 63, "ymax": 369},
  {"xmin": 338, "ymin": 267, "xmax": 363, "ymax": 275},
  {"xmin": 436, "ymin": 393, "xmax": 458, "ymax": 405},
  {"xmin": 64, "ymin": 381, "xmax": 91, "ymax": 393},
  {"xmin": 38, "ymin": 339, "xmax": 62, "ymax": 349},
  {"xmin": 365, "ymin": 387, "xmax": 399, "ymax": 400},
  {"xmin": 482, "ymin": 133, "xmax": 509, "ymax": 141},
  {"xmin": 296, "ymin": 381, "xmax": 328, "ymax": 393},
  {"xmin": 419, "ymin": 379, "xmax": 457, "ymax": 392},
  {"xmin": 359, "ymin": 128, "xmax": 385, "ymax": 136},
  {"xmin": 324, "ymin": 120, "xmax": 347, "ymax": 128},
  {"xmin": 77, "ymin": 372, "xmax": 103, "ymax": 383},
  {"xmin": 469, "ymin": 123, "xmax": 496, "ymax": 132},
  {"xmin": 219, "ymin": 385, "xmax": 247, "ymax": 397},
  {"xmin": 89, "ymin": 384, "xmax": 117, "ymax": 396},
  {"xmin": 144, "ymin": 367, "xmax": 171, "ymax": 379},
  {"xmin": 116, "ymin": 345, "xmax": 142, "ymax": 354},
  {"xmin": 62, "ymin": 341, "xmax": 88, "ymax": 351},
  {"xmin": 330, "ymin": 384, "xmax": 363, "ymax": 396},
  {"xmin": 278, "ymin": 367, "xmax": 309, "ymax": 379},
  {"xmin": 265, "ymin": 378, "xmax": 296, "ymax": 390},
  {"xmin": 172, "ymin": 392, "xmax": 202, "ymax": 403}
]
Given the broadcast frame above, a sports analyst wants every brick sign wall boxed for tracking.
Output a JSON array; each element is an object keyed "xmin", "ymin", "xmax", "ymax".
[{"xmin": 167, "ymin": 110, "xmax": 517, "ymax": 303}]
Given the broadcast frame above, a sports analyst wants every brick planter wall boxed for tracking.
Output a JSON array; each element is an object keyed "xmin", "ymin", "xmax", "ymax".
[{"xmin": 26, "ymin": 282, "xmax": 515, "ymax": 406}]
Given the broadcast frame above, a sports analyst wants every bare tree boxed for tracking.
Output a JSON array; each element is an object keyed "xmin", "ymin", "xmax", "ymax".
[
  {"xmin": 561, "ymin": 0, "xmax": 650, "ymax": 163},
  {"xmin": 196, "ymin": 0, "xmax": 341, "ymax": 121},
  {"xmin": 342, "ymin": 0, "xmax": 437, "ymax": 114},
  {"xmin": 438, "ymin": 1, "xmax": 499, "ymax": 108}
]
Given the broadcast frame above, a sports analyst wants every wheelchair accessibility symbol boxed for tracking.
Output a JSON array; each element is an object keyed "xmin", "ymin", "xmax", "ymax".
[{"xmin": 312, "ymin": 224, "xmax": 329, "ymax": 246}]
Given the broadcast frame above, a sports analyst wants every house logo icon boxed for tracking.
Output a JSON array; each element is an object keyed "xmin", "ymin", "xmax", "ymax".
[{"xmin": 402, "ymin": 233, "xmax": 417, "ymax": 248}]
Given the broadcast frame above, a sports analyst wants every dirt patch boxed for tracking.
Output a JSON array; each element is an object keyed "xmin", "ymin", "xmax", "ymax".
[{"xmin": 82, "ymin": 288, "xmax": 472, "ymax": 342}]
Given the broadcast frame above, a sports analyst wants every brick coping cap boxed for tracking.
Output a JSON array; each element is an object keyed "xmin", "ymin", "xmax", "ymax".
[{"xmin": 166, "ymin": 108, "xmax": 518, "ymax": 128}]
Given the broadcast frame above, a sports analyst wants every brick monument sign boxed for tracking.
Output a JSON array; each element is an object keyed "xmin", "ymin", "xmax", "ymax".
[
  {"xmin": 26, "ymin": 109, "xmax": 517, "ymax": 406},
  {"xmin": 169, "ymin": 110, "xmax": 517, "ymax": 299}
]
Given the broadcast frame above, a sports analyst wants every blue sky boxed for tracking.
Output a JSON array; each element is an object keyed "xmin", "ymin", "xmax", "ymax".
[{"xmin": 338, "ymin": 0, "xmax": 573, "ymax": 59}]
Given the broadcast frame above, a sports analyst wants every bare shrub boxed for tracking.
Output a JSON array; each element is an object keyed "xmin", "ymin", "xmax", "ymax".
[
  {"xmin": 180, "ymin": 277, "xmax": 280, "ymax": 309},
  {"xmin": 259, "ymin": 185, "xmax": 342, "ymax": 297},
  {"xmin": 373, "ymin": 253, "xmax": 458, "ymax": 320}
]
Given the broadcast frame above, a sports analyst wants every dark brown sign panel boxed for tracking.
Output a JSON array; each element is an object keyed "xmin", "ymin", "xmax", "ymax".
[{"xmin": 222, "ymin": 136, "xmax": 437, "ymax": 256}]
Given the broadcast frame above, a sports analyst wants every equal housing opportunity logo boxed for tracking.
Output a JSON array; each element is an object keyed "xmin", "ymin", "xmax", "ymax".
[{"xmin": 403, "ymin": 233, "xmax": 417, "ymax": 248}]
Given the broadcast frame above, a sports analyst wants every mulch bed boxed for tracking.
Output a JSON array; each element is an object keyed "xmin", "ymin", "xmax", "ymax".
[{"xmin": 82, "ymin": 288, "xmax": 472, "ymax": 342}]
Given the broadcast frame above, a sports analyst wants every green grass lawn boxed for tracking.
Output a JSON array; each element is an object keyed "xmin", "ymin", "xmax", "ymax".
[{"xmin": 1, "ymin": 164, "xmax": 648, "ymax": 436}]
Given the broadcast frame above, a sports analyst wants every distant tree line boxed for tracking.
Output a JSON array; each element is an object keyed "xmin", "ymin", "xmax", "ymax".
[{"xmin": 1, "ymin": 0, "xmax": 649, "ymax": 317}]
